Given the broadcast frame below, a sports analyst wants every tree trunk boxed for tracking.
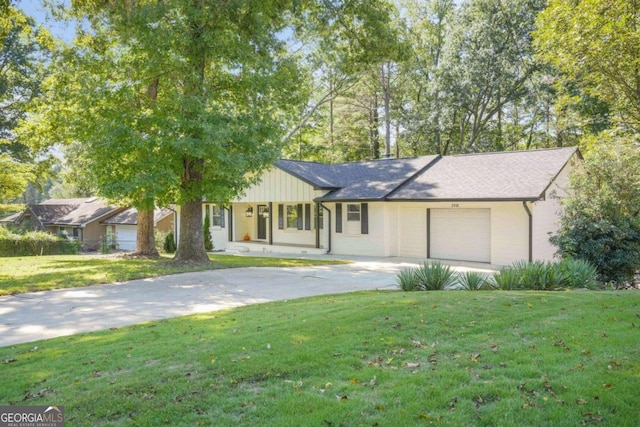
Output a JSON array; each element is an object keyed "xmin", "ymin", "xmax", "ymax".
[
  {"xmin": 134, "ymin": 208, "xmax": 159, "ymax": 256},
  {"xmin": 174, "ymin": 198, "xmax": 209, "ymax": 264}
]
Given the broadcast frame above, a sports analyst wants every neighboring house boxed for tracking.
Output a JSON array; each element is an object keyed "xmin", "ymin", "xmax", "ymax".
[
  {"xmin": 175, "ymin": 147, "xmax": 580, "ymax": 266},
  {"xmin": 9, "ymin": 198, "xmax": 126, "ymax": 248},
  {"xmin": 101, "ymin": 207, "xmax": 175, "ymax": 251}
]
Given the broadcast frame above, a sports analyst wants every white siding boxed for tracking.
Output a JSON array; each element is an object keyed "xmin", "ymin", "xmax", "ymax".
[
  {"xmin": 398, "ymin": 207, "xmax": 426, "ymax": 258},
  {"xmin": 237, "ymin": 167, "xmax": 322, "ymax": 203},
  {"xmin": 328, "ymin": 202, "xmax": 387, "ymax": 257},
  {"xmin": 531, "ymin": 159, "xmax": 573, "ymax": 261}
]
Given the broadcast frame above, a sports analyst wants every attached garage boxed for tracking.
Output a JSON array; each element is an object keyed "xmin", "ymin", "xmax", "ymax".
[{"xmin": 429, "ymin": 209, "xmax": 491, "ymax": 263}]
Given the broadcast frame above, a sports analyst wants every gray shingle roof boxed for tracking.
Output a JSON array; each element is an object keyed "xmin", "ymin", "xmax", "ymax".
[
  {"xmin": 388, "ymin": 147, "xmax": 578, "ymax": 201},
  {"xmin": 276, "ymin": 147, "xmax": 578, "ymax": 202},
  {"xmin": 276, "ymin": 156, "xmax": 439, "ymax": 200}
]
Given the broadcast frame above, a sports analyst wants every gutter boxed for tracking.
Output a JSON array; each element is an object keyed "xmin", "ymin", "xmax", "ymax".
[
  {"xmin": 320, "ymin": 202, "xmax": 331, "ymax": 254},
  {"xmin": 522, "ymin": 201, "xmax": 533, "ymax": 262}
]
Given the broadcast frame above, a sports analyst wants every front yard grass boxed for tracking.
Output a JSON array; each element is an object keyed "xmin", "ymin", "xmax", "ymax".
[
  {"xmin": 1, "ymin": 291, "xmax": 639, "ymax": 426},
  {"xmin": 0, "ymin": 254, "xmax": 347, "ymax": 296}
]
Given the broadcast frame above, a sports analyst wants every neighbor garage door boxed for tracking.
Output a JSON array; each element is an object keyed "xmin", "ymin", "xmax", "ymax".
[
  {"xmin": 116, "ymin": 225, "xmax": 137, "ymax": 251},
  {"xmin": 430, "ymin": 209, "xmax": 491, "ymax": 263}
]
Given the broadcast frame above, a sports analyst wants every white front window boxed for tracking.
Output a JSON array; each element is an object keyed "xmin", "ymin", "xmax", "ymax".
[{"xmin": 347, "ymin": 204, "xmax": 361, "ymax": 222}]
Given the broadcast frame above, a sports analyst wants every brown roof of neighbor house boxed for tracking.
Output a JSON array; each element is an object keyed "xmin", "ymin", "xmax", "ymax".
[
  {"xmin": 101, "ymin": 207, "xmax": 174, "ymax": 225},
  {"xmin": 27, "ymin": 198, "xmax": 124, "ymax": 227},
  {"xmin": 0, "ymin": 212, "xmax": 22, "ymax": 223}
]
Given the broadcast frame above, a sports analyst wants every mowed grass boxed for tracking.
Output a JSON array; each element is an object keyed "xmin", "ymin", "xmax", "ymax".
[
  {"xmin": 1, "ymin": 291, "xmax": 639, "ymax": 426},
  {"xmin": 0, "ymin": 254, "xmax": 347, "ymax": 296}
]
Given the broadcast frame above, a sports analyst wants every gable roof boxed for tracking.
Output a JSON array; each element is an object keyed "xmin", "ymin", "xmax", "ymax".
[
  {"xmin": 23, "ymin": 198, "xmax": 124, "ymax": 227},
  {"xmin": 388, "ymin": 147, "xmax": 578, "ymax": 201},
  {"xmin": 101, "ymin": 207, "xmax": 174, "ymax": 226},
  {"xmin": 275, "ymin": 147, "xmax": 578, "ymax": 202},
  {"xmin": 276, "ymin": 156, "xmax": 440, "ymax": 201}
]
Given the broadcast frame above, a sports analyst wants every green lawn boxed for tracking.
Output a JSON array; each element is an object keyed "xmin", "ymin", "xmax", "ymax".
[
  {"xmin": 0, "ymin": 254, "xmax": 347, "ymax": 296},
  {"xmin": 1, "ymin": 291, "xmax": 638, "ymax": 426}
]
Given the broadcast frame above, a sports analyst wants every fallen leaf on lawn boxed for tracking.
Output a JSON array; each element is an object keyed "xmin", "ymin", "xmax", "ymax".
[
  {"xmin": 350, "ymin": 378, "xmax": 359, "ymax": 384},
  {"xmin": 575, "ymin": 399, "xmax": 587, "ymax": 405},
  {"xmin": 3, "ymin": 358, "xmax": 17, "ymax": 364},
  {"xmin": 470, "ymin": 353, "xmax": 481, "ymax": 363},
  {"xmin": 375, "ymin": 405, "xmax": 386, "ymax": 412},
  {"xmin": 337, "ymin": 395, "xmax": 348, "ymax": 401},
  {"xmin": 526, "ymin": 302, "xmax": 533, "ymax": 308},
  {"xmin": 405, "ymin": 362, "xmax": 421, "ymax": 368},
  {"xmin": 581, "ymin": 349, "xmax": 591, "ymax": 355},
  {"xmin": 602, "ymin": 383, "xmax": 614, "ymax": 389},
  {"xmin": 418, "ymin": 413, "xmax": 432, "ymax": 420}
]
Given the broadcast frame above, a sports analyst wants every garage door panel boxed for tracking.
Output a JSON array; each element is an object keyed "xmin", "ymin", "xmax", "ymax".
[
  {"xmin": 116, "ymin": 225, "xmax": 137, "ymax": 251},
  {"xmin": 430, "ymin": 209, "xmax": 490, "ymax": 263}
]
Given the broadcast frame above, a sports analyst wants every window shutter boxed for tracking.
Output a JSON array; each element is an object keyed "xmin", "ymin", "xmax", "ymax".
[
  {"xmin": 278, "ymin": 204, "xmax": 284, "ymax": 229},
  {"xmin": 361, "ymin": 203, "xmax": 368, "ymax": 234},
  {"xmin": 221, "ymin": 206, "xmax": 225, "ymax": 228},
  {"xmin": 297, "ymin": 204, "xmax": 303, "ymax": 230},
  {"xmin": 304, "ymin": 203, "xmax": 311, "ymax": 230},
  {"xmin": 336, "ymin": 203, "xmax": 342, "ymax": 233}
]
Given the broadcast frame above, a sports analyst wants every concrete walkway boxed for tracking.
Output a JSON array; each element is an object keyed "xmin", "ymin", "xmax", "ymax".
[{"xmin": 0, "ymin": 255, "xmax": 495, "ymax": 347}]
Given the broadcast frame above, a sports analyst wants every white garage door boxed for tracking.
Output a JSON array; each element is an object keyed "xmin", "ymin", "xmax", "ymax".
[
  {"xmin": 399, "ymin": 207, "xmax": 427, "ymax": 258},
  {"xmin": 430, "ymin": 209, "xmax": 491, "ymax": 263},
  {"xmin": 116, "ymin": 225, "xmax": 137, "ymax": 251}
]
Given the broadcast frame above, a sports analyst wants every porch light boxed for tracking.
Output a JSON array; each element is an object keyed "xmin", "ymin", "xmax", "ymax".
[
  {"xmin": 245, "ymin": 206, "xmax": 254, "ymax": 217},
  {"xmin": 262, "ymin": 207, "xmax": 270, "ymax": 218}
]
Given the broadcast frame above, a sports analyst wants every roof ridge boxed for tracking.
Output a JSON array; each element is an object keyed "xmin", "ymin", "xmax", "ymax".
[
  {"xmin": 444, "ymin": 146, "xmax": 577, "ymax": 158},
  {"xmin": 383, "ymin": 155, "xmax": 443, "ymax": 200}
]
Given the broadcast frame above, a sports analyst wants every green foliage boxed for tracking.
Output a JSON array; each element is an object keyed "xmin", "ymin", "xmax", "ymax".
[
  {"xmin": 491, "ymin": 267, "xmax": 520, "ymax": 290},
  {"xmin": 551, "ymin": 134, "xmax": 640, "ymax": 285},
  {"xmin": 558, "ymin": 258, "xmax": 600, "ymax": 290},
  {"xmin": 535, "ymin": 0, "xmax": 640, "ymax": 129},
  {"xmin": 492, "ymin": 259, "xmax": 600, "ymax": 291},
  {"xmin": 457, "ymin": 271, "xmax": 493, "ymax": 291},
  {"xmin": 163, "ymin": 232, "xmax": 176, "ymax": 254},
  {"xmin": 2, "ymin": 291, "xmax": 640, "ymax": 425},
  {"xmin": 396, "ymin": 268, "xmax": 419, "ymax": 291},
  {"xmin": 397, "ymin": 261, "xmax": 457, "ymax": 291},
  {"xmin": 0, "ymin": 228, "xmax": 79, "ymax": 257},
  {"xmin": 203, "ymin": 214, "xmax": 213, "ymax": 252}
]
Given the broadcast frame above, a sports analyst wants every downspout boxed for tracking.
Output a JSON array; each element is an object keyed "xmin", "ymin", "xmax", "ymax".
[
  {"xmin": 522, "ymin": 202, "xmax": 533, "ymax": 262},
  {"xmin": 320, "ymin": 202, "xmax": 331, "ymax": 254}
]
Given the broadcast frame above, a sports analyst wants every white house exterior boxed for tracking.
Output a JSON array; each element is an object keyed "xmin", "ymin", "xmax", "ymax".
[{"xmin": 176, "ymin": 147, "xmax": 580, "ymax": 266}]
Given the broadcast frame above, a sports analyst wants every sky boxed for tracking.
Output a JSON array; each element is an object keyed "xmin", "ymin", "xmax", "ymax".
[{"xmin": 16, "ymin": 0, "xmax": 75, "ymax": 42}]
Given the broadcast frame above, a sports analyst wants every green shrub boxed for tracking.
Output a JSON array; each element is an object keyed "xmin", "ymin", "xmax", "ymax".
[
  {"xmin": 397, "ymin": 268, "xmax": 420, "ymax": 291},
  {"xmin": 457, "ymin": 271, "xmax": 492, "ymax": 290},
  {"xmin": 203, "ymin": 214, "xmax": 213, "ymax": 251},
  {"xmin": 558, "ymin": 258, "xmax": 600, "ymax": 289},
  {"xmin": 491, "ymin": 267, "xmax": 520, "ymax": 290},
  {"xmin": 163, "ymin": 232, "xmax": 177, "ymax": 254},
  {"xmin": 0, "ymin": 229, "xmax": 79, "ymax": 256},
  {"xmin": 415, "ymin": 261, "xmax": 457, "ymax": 290}
]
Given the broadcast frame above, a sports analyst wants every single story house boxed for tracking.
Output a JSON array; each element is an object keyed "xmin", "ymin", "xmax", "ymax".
[
  {"xmin": 7, "ymin": 198, "xmax": 126, "ymax": 249},
  {"xmin": 101, "ymin": 207, "xmax": 175, "ymax": 251},
  {"xmin": 175, "ymin": 147, "xmax": 580, "ymax": 266}
]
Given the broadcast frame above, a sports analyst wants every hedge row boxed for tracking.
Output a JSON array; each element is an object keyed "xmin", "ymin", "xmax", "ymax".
[{"xmin": 0, "ymin": 231, "xmax": 80, "ymax": 257}]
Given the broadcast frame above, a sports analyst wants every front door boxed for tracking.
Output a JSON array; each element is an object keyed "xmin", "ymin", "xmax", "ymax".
[{"xmin": 257, "ymin": 205, "xmax": 268, "ymax": 240}]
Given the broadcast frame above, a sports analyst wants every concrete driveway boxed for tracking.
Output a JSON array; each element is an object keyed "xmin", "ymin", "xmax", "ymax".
[{"xmin": 0, "ymin": 256, "xmax": 495, "ymax": 347}]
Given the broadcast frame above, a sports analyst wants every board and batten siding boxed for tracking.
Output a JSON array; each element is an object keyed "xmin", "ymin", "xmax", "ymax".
[{"xmin": 236, "ymin": 167, "xmax": 324, "ymax": 203}]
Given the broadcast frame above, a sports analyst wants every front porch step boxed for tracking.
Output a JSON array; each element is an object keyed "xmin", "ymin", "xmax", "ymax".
[{"xmin": 226, "ymin": 241, "xmax": 327, "ymax": 255}]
